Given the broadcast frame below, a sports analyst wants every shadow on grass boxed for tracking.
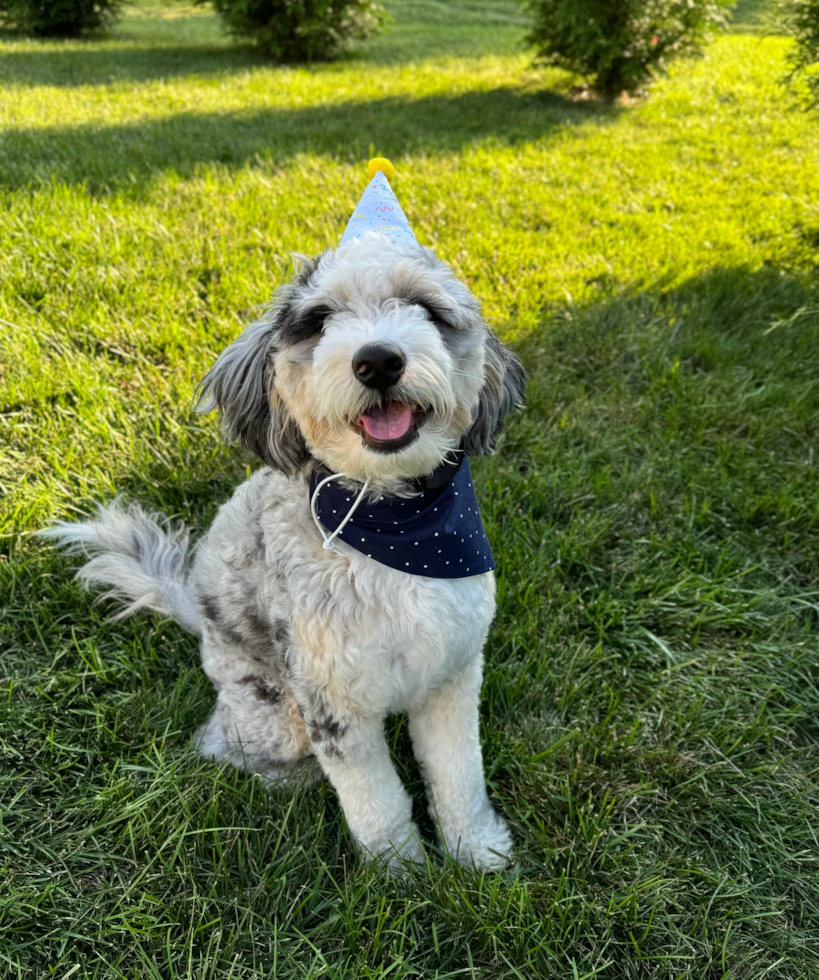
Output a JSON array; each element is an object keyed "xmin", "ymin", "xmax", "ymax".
[
  {"xmin": 0, "ymin": 28, "xmax": 528, "ymax": 86},
  {"xmin": 519, "ymin": 263, "xmax": 819, "ymax": 410},
  {"xmin": 0, "ymin": 2, "xmax": 529, "ymax": 85},
  {"xmin": 0, "ymin": 41, "xmax": 270, "ymax": 88},
  {"xmin": 0, "ymin": 86, "xmax": 616, "ymax": 194},
  {"xmin": 494, "ymin": 262, "xmax": 819, "ymax": 652}
]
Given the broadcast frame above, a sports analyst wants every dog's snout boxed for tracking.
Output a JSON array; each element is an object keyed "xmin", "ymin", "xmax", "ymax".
[{"xmin": 352, "ymin": 343, "xmax": 406, "ymax": 391}]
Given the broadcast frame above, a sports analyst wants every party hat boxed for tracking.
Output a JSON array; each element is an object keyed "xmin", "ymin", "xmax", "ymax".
[{"xmin": 339, "ymin": 158, "xmax": 418, "ymax": 248}]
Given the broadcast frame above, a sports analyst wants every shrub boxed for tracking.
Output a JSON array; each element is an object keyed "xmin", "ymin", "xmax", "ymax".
[
  {"xmin": 198, "ymin": 0, "xmax": 386, "ymax": 62},
  {"xmin": 782, "ymin": 0, "xmax": 819, "ymax": 107},
  {"xmin": 0, "ymin": 0, "xmax": 123, "ymax": 36},
  {"xmin": 522, "ymin": 0, "xmax": 733, "ymax": 99}
]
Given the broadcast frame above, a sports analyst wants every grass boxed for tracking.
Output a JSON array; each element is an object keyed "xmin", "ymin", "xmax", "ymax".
[{"xmin": 1, "ymin": 0, "xmax": 819, "ymax": 976}]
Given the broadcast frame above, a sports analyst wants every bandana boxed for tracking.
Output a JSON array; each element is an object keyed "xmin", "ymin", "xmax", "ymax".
[{"xmin": 309, "ymin": 456, "xmax": 495, "ymax": 579}]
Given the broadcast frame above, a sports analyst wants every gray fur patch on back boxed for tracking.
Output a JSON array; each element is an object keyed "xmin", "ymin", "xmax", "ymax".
[{"xmin": 196, "ymin": 589, "xmax": 288, "ymax": 666}]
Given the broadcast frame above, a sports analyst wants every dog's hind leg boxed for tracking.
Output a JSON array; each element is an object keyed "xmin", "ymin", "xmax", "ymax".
[
  {"xmin": 195, "ymin": 604, "xmax": 317, "ymax": 784},
  {"xmin": 195, "ymin": 671, "xmax": 317, "ymax": 785}
]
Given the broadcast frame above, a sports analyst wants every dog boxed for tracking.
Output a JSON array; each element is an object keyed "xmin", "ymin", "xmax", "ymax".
[{"xmin": 46, "ymin": 167, "xmax": 525, "ymax": 871}]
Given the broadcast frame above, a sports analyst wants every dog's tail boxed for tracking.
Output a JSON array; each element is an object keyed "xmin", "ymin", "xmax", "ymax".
[{"xmin": 41, "ymin": 499, "xmax": 201, "ymax": 634}]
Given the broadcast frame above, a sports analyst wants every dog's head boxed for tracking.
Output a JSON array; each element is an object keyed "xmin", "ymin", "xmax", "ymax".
[{"xmin": 196, "ymin": 237, "xmax": 525, "ymax": 492}]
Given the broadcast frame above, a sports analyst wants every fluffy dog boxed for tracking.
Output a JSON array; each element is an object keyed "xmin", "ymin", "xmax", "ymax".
[{"xmin": 47, "ymin": 232, "xmax": 525, "ymax": 870}]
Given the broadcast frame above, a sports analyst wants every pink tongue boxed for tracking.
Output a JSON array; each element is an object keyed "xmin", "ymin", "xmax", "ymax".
[{"xmin": 360, "ymin": 402, "xmax": 413, "ymax": 441}]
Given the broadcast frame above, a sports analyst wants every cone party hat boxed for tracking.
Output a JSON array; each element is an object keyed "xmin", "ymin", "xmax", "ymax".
[{"xmin": 339, "ymin": 158, "xmax": 418, "ymax": 248}]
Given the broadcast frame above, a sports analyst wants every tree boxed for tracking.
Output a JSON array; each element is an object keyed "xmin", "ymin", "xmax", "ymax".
[
  {"xmin": 0, "ymin": 0, "xmax": 123, "ymax": 36},
  {"xmin": 782, "ymin": 0, "xmax": 819, "ymax": 107},
  {"xmin": 198, "ymin": 0, "xmax": 386, "ymax": 62},
  {"xmin": 522, "ymin": 0, "xmax": 733, "ymax": 99}
]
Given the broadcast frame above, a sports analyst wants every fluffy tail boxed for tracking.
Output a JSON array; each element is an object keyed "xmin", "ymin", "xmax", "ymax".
[{"xmin": 41, "ymin": 499, "xmax": 201, "ymax": 634}]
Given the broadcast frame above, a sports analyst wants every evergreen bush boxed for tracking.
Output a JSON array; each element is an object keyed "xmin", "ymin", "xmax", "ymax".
[
  {"xmin": 198, "ymin": 0, "xmax": 386, "ymax": 62},
  {"xmin": 522, "ymin": 0, "xmax": 733, "ymax": 99},
  {"xmin": 0, "ymin": 0, "xmax": 123, "ymax": 36},
  {"xmin": 782, "ymin": 0, "xmax": 819, "ymax": 107}
]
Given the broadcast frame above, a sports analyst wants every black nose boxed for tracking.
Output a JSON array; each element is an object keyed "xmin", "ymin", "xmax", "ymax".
[{"xmin": 352, "ymin": 343, "xmax": 406, "ymax": 391}]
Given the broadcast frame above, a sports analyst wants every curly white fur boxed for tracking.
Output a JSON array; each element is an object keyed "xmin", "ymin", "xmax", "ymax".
[{"xmin": 46, "ymin": 236, "xmax": 524, "ymax": 872}]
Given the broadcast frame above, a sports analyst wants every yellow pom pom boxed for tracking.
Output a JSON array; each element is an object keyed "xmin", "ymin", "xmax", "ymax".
[{"xmin": 368, "ymin": 157, "xmax": 395, "ymax": 181}]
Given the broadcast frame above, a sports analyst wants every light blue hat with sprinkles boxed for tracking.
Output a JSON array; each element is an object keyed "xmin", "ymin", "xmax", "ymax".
[{"xmin": 339, "ymin": 158, "xmax": 418, "ymax": 248}]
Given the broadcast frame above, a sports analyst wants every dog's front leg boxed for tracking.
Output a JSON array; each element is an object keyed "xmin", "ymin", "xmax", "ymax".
[
  {"xmin": 308, "ymin": 711, "xmax": 425, "ymax": 868},
  {"xmin": 408, "ymin": 658, "xmax": 513, "ymax": 870}
]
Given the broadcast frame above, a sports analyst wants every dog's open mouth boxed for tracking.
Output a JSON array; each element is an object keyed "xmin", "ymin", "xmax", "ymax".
[{"xmin": 354, "ymin": 401, "xmax": 427, "ymax": 452}]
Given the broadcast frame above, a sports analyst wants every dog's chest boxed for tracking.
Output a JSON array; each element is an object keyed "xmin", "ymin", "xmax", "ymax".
[
  {"xmin": 288, "ymin": 547, "xmax": 496, "ymax": 713},
  {"xmin": 201, "ymin": 470, "xmax": 497, "ymax": 714}
]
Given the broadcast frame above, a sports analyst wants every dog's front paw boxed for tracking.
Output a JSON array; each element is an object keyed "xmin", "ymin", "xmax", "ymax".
[
  {"xmin": 444, "ymin": 810, "xmax": 514, "ymax": 871},
  {"xmin": 357, "ymin": 821, "xmax": 426, "ymax": 872}
]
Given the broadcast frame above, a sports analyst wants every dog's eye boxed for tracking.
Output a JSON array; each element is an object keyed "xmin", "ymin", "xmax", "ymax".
[
  {"xmin": 301, "ymin": 305, "xmax": 333, "ymax": 334},
  {"xmin": 410, "ymin": 301, "xmax": 454, "ymax": 329},
  {"xmin": 280, "ymin": 303, "xmax": 334, "ymax": 344}
]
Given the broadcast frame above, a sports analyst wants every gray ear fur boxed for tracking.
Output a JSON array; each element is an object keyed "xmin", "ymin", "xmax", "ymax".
[
  {"xmin": 460, "ymin": 332, "xmax": 526, "ymax": 456},
  {"xmin": 195, "ymin": 317, "xmax": 308, "ymax": 474}
]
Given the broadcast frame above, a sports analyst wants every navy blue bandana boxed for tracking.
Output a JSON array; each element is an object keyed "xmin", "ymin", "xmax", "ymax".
[{"xmin": 309, "ymin": 456, "xmax": 495, "ymax": 578}]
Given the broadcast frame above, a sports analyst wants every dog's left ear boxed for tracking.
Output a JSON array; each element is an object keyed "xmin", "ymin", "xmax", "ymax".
[{"xmin": 460, "ymin": 332, "xmax": 526, "ymax": 456}]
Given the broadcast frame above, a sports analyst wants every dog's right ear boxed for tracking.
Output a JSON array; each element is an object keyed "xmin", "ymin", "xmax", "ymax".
[{"xmin": 195, "ymin": 317, "xmax": 308, "ymax": 474}]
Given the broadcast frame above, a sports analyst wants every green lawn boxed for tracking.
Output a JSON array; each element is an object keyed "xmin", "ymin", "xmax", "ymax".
[{"xmin": 2, "ymin": 1, "xmax": 819, "ymax": 976}]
